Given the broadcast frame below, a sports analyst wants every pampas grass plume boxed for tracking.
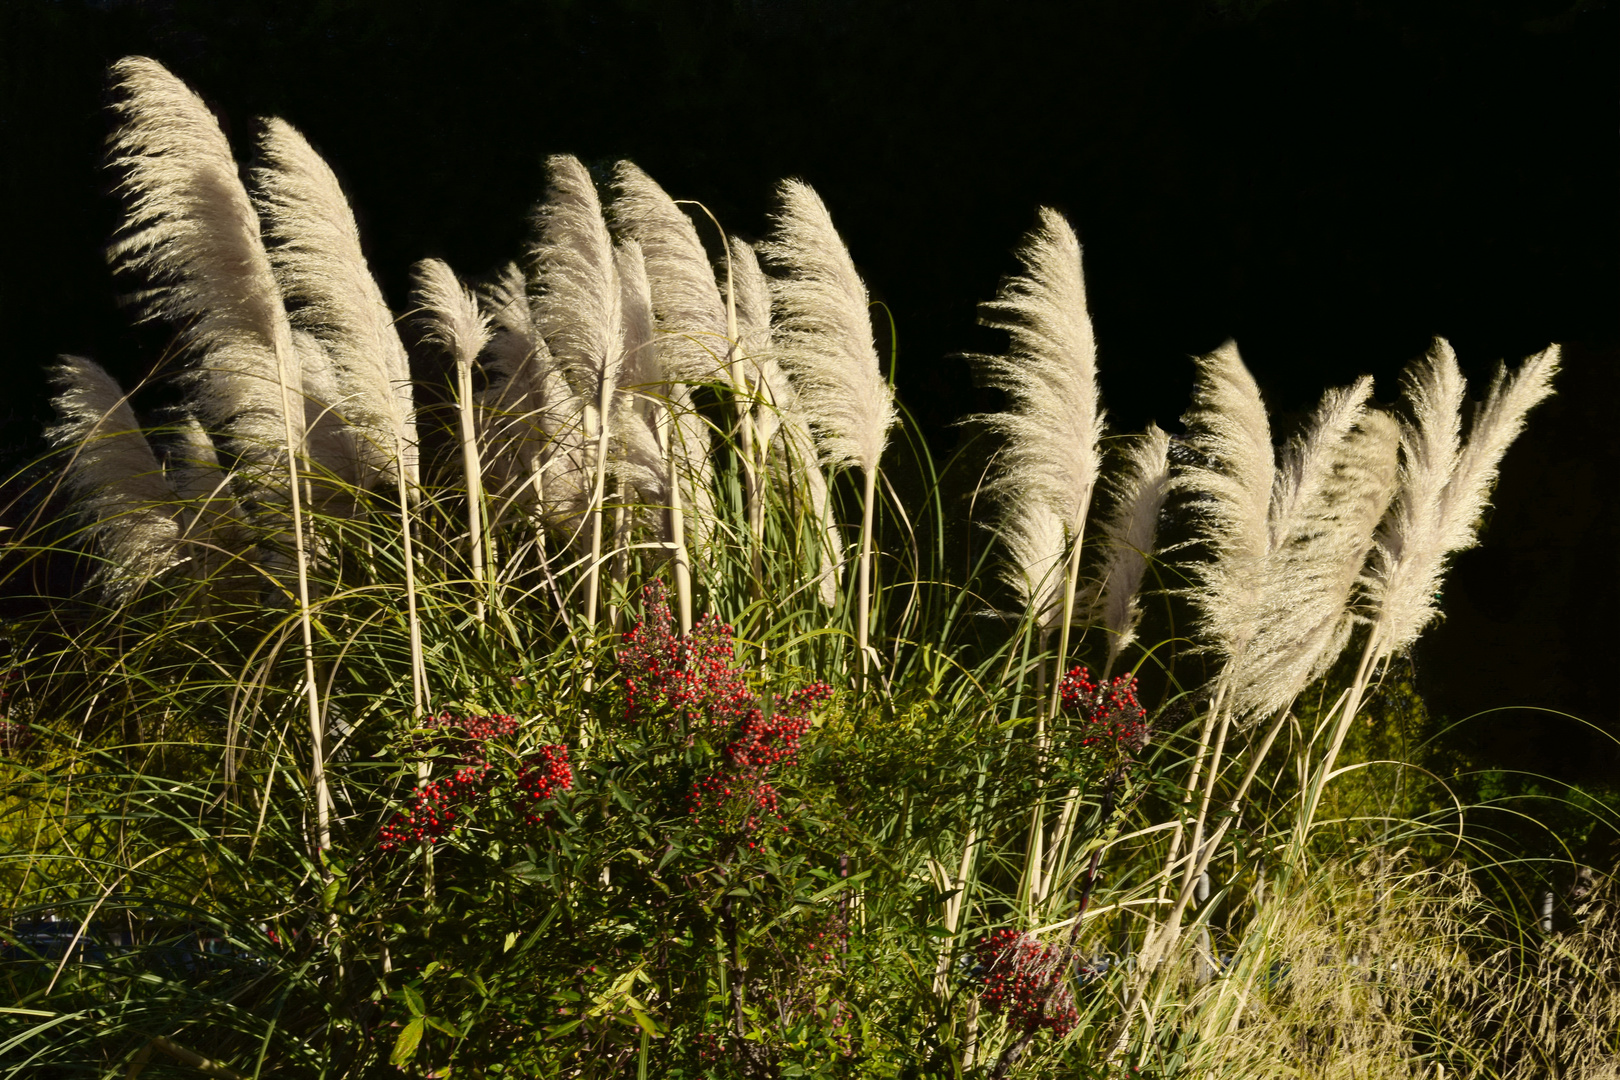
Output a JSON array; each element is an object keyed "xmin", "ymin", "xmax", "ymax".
[
  {"xmin": 1096, "ymin": 425, "xmax": 1172, "ymax": 669},
  {"xmin": 46, "ymin": 357, "xmax": 180, "ymax": 600},
  {"xmin": 761, "ymin": 179, "xmax": 896, "ymax": 476},
  {"xmin": 255, "ymin": 117, "xmax": 415, "ymax": 486},
  {"xmin": 106, "ymin": 56, "xmax": 297, "ymax": 481},
  {"xmin": 1368, "ymin": 339, "xmax": 1558, "ymax": 658},
  {"xmin": 609, "ymin": 162, "xmax": 728, "ymax": 383}
]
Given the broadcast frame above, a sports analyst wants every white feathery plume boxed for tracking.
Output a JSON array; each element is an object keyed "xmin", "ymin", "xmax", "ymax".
[
  {"xmin": 46, "ymin": 357, "xmax": 181, "ymax": 600},
  {"xmin": 474, "ymin": 263, "xmax": 585, "ymax": 526},
  {"xmin": 761, "ymin": 179, "xmax": 896, "ymax": 476},
  {"xmin": 414, "ymin": 259, "xmax": 495, "ymax": 370},
  {"xmin": 971, "ymin": 208, "xmax": 1105, "ymax": 737},
  {"xmin": 609, "ymin": 162, "xmax": 729, "ymax": 382},
  {"xmin": 531, "ymin": 155, "xmax": 624, "ymax": 407},
  {"xmin": 1235, "ymin": 404, "xmax": 1400, "ymax": 719},
  {"xmin": 609, "ymin": 240, "xmax": 665, "ymax": 507},
  {"xmin": 413, "ymin": 258, "xmax": 494, "ymax": 619},
  {"xmin": 1360, "ymin": 341, "xmax": 1465, "ymax": 658},
  {"xmin": 293, "ymin": 329, "xmax": 361, "ymax": 492},
  {"xmin": 106, "ymin": 56, "xmax": 298, "ymax": 485},
  {"xmin": 615, "ymin": 240, "xmax": 661, "ymax": 395},
  {"xmin": 1176, "ymin": 340, "xmax": 1276, "ymax": 665},
  {"xmin": 974, "ymin": 208, "xmax": 1103, "ymax": 542},
  {"xmin": 480, "ymin": 262, "xmax": 537, "ymax": 389},
  {"xmin": 1268, "ymin": 376, "xmax": 1376, "ymax": 549},
  {"xmin": 731, "ymin": 237, "xmax": 784, "ymax": 447},
  {"xmin": 1440, "ymin": 345, "xmax": 1559, "ymax": 555},
  {"xmin": 1367, "ymin": 340, "xmax": 1558, "ymax": 659},
  {"xmin": 670, "ymin": 392, "xmax": 718, "ymax": 557},
  {"xmin": 1294, "ymin": 342, "xmax": 1557, "ymax": 843},
  {"xmin": 1095, "ymin": 425, "xmax": 1172, "ymax": 671},
  {"xmin": 255, "ymin": 117, "xmax": 416, "ymax": 487},
  {"xmin": 730, "ymin": 237, "xmax": 775, "ymax": 366},
  {"xmin": 530, "ymin": 155, "xmax": 623, "ymax": 629}
]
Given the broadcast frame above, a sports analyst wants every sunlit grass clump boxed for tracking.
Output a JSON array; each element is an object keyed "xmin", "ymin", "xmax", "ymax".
[{"xmin": 1, "ymin": 56, "xmax": 1615, "ymax": 1079}]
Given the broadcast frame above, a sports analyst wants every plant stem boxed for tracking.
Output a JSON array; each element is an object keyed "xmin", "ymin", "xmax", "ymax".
[
  {"xmin": 273, "ymin": 332, "xmax": 327, "ymax": 853},
  {"xmin": 583, "ymin": 380, "xmax": 613, "ymax": 632},
  {"xmin": 455, "ymin": 354, "xmax": 486, "ymax": 622},
  {"xmin": 1047, "ymin": 513, "xmax": 1090, "ymax": 720},
  {"xmin": 855, "ymin": 463, "xmax": 878, "ymax": 694}
]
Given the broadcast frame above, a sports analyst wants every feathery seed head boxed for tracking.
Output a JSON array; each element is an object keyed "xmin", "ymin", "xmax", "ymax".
[
  {"xmin": 609, "ymin": 162, "xmax": 729, "ymax": 383},
  {"xmin": 1367, "ymin": 340, "xmax": 1557, "ymax": 659},
  {"xmin": 412, "ymin": 258, "xmax": 493, "ymax": 370},
  {"xmin": 973, "ymin": 208, "xmax": 1104, "ymax": 537},
  {"xmin": 255, "ymin": 117, "xmax": 416, "ymax": 487},
  {"xmin": 760, "ymin": 179, "xmax": 896, "ymax": 476},
  {"xmin": 530, "ymin": 155, "xmax": 623, "ymax": 403},
  {"xmin": 1097, "ymin": 425, "xmax": 1172, "ymax": 666},
  {"xmin": 106, "ymin": 57, "xmax": 299, "ymax": 484},
  {"xmin": 1176, "ymin": 341, "xmax": 1276, "ymax": 663},
  {"xmin": 46, "ymin": 356, "xmax": 181, "ymax": 600}
]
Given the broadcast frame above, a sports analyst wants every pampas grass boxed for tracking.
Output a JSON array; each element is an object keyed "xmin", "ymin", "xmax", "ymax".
[
  {"xmin": 45, "ymin": 357, "xmax": 180, "ymax": 600},
  {"xmin": 476, "ymin": 263, "xmax": 587, "ymax": 538},
  {"xmin": 608, "ymin": 161, "xmax": 729, "ymax": 384},
  {"xmin": 106, "ymin": 57, "xmax": 297, "ymax": 489},
  {"xmin": 413, "ymin": 258, "xmax": 494, "ymax": 621},
  {"xmin": 166, "ymin": 416, "xmax": 249, "ymax": 595},
  {"xmin": 1300, "ymin": 339, "xmax": 1560, "ymax": 838},
  {"xmin": 1366, "ymin": 339, "xmax": 1561, "ymax": 661},
  {"xmin": 972, "ymin": 208, "xmax": 1104, "ymax": 725},
  {"xmin": 762, "ymin": 179, "xmax": 896, "ymax": 687},
  {"xmin": 106, "ymin": 55, "xmax": 328, "ymax": 850},
  {"xmin": 17, "ymin": 60, "xmax": 1592, "ymax": 1079},
  {"xmin": 732, "ymin": 237, "xmax": 840, "ymax": 607},
  {"xmin": 530, "ymin": 154, "xmax": 623, "ymax": 632},
  {"xmin": 969, "ymin": 207, "xmax": 1107, "ymax": 908}
]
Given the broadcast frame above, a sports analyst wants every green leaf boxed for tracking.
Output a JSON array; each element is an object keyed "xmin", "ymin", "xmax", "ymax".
[
  {"xmin": 400, "ymin": 984, "xmax": 424, "ymax": 1017},
  {"xmin": 503, "ymin": 931, "xmax": 519, "ymax": 953},
  {"xmin": 807, "ymin": 869, "xmax": 872, "ymax": 903},
  {"xmin": 629, "ymin": 1007, "xmax": 665, "ymax": 1038},
  {"xmin": 390, "ymin": 1017, "xmax": 424, "ymax": 1067}
]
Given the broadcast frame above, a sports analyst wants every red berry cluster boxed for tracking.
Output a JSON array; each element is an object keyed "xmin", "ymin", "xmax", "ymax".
[
  {"xmin": 803, "ymin": 913, "xmax": 849, "ymax": 967},
  {"xmin": 620, "ymin": 585, "xmax": 753, "ymax": 732},
  {"xmin": 379, "ymin": 711, "xmax": 571, "ymax": 852},
  {"xmin": 685, "ymin": 683, "xmax": 831, "ymax": 844},
  {"xmin": 1058, "ymin": 667, "xmax": 1150, "ymax": 756},
  {"xmin": 379, "ymin": 763, "xmax": 488, "ymax": 850},
  {"xmin": 618, "ymin": 583, "xmax": 833, "ymax": 845},
  {"xmin": 973, "ymin": 930, "xmax": 1079, "ymax": 1037},
  {"xmin": 514, "ymin": 745, "xmax": 573, "ymax": 825},
  {"xmin": 420, "ymin": 710, "xmax": 519, "ymax": 761}
]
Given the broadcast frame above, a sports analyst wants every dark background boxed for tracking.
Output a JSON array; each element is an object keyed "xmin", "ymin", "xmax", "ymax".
[{"xmin": 2, "ymin": 0, "xmax": 1615, "ymax": 785}]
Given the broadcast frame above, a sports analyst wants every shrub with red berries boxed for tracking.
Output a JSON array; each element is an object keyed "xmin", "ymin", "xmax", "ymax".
[
  {"xmin": 973, "ymin": 929, "xmax": 1079, "ymax": 1038},
  {"xmin": 620, "ymin": 582, "xmax": 832, "ymax": 846},
  {"xmin": 1057, "ymin": 666, "xmax": 1151, "ymax": 757},
  {"xmin": 378, "ymin": 711, "xmax": 572, "ymax": 852}
]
